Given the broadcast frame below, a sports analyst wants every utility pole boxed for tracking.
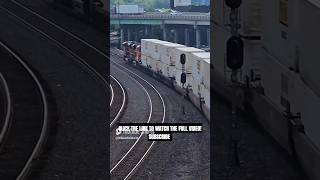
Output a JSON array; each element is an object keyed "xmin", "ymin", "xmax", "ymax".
[{"xmin": 225, "ymin": 0, "xmax": 243, "ymax": 167}]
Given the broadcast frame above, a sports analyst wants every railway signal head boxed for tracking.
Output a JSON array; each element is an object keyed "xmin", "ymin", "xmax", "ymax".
[
  {"xmin": 181, "ymin": 73, "xmax": 186, "ymax": 84},
  {"xmin": 225, "ymin": 0, "xmax": 242, "ymax": 9},
  {"xmin": 180, "ymin": 54, "xmax": 186, "ymax": 64},
  {"xmin": 226, "ymin": 36, "xmax": 244, "ymax": 70}
]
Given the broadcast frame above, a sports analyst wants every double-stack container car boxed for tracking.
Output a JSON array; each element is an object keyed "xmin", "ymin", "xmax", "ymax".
[
  {"xmin": 122, "ymin": 39, "xmax": 210, "ymax": 120},
  {"xmin": 158, "ymin": 43, "xmax": 186, "ymax": 78}
]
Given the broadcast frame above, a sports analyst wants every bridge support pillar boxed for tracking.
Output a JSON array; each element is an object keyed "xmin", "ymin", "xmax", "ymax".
[
  {"xmin": 134, "ymin": 28, "xmax": 138, "ymax": 42},
  {"xmin": 162, "ymin": 25, "xmax": 167, "ymax": 41},
  {"xmin": 127, "ymin": 28, "xmax": 132, "ymax": 41},
  {"xmin": 144, "ymin": 26, "xmax": 148, "ymax": 37},
  {"xmin": 184, "ymin": 28, "xmax": 189, "ymax": 46},
  {"xmin": 195, "ymin": 26, "xmax": 201, "ymax": 48},
  {"xmin": 120, "ymin": 28, "xmax": 124, "ymax": 45},
  {"xmin": 150, "ymin": 25, "xmax": 155, "ymax": 37},
  {"xmin": 173, "ymin": 29, "xmax": 178, "ymax": 43}
]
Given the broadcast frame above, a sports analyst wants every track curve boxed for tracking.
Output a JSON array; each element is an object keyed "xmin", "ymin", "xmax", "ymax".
[
  {"xmin": 110, "ymin": 63, "xmax": 166, "ymax": 180},
  {"xmin": 0, "ymin": 72, "xmax": 12, "ymax": 147},
  {"xmin": 110, "ymin": 75, "xmax": 126, "ymax": 128},
  {"xmin": 0, "ymin": 3, "xmax": 169, "ymax": 179},
  {"xmin": 0, "ymin": 41, "xmax": 48, "ymax": 180}
]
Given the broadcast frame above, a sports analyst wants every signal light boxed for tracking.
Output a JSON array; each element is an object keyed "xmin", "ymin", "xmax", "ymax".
[
  {"xmin": 180, "ymin": 54, "xmax": 186, "ymax": 64},
  {"xmin": 225, "ymin": 0, "xmax": 242, "ymax": 9},
  {"xmin": 226, "ymin": 36, "xmax": 243, "ymax": 70},
  {"xmin": 180, "ymin": 73, "xmax": 186, "ymax": 84}
]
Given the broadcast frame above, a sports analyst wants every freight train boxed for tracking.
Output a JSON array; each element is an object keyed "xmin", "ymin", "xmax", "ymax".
[{"xmin": 122, "ymin": 39, "xmax": 210, "ymax": 120}]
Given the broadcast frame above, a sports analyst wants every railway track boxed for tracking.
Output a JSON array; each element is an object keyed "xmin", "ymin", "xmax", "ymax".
[
  {"xmin": 0, "ymin": 72, "xmax": 11, "ymax": 148},
  {"xmin": 110, "ymin": 75, "xmax": 126, "ymax": 128},
  {"xmin": 0, "ymin": 41, "xmax": 48, "ymax": 180},
  {"xmin": 110, "ymin": 81, "xmax": 114, "ymax": 106},
  {"xmin": 0, "ymin": 0, "xmax": 119, "ymax": 125},
  {"xmin": 0, "ymin": 1, "xmax": 168, "ymax": 178},
  {"xmin": 110, "ymin": 63, "xmax": 166, "ymax": 180}
]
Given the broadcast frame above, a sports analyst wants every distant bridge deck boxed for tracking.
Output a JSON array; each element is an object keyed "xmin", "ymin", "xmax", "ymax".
[{"xmin": 110, "ymin": 12, "xmax": 210, "ymax": 26}]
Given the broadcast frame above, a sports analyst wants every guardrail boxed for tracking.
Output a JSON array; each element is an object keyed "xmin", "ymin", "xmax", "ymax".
[{"xmin": 110, "ymin": 13, "xmax": 210, "ymax": 21}]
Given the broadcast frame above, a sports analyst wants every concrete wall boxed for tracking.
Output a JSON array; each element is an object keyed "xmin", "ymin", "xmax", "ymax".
[
  {"xmin": 213, "ymin": 0, "xmax": 320, "ymax": 179},
  {"xmin": 298, "ymin": 0, "xmax": 320, "ymax": 97}
]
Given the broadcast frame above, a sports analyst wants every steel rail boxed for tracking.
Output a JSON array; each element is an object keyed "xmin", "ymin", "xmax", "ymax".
[
  {"xmin": 0, "ymin": 72, "xmax": 12, "ymax": 146},
  {"xmin": 3, "ymin": 3, "xmax": 166, "ymax": 178},
  {"xmin": 0, "ymin": 41, "xmax": 49, "ymax": 180},
  {"xmin": 110, "ymin": 64, "xmax": 153, "ymax": 173},
  {"xmin": 110, "ymin": 83, "xmax": 114, "ymax": 107},
  {"xmin": 110, "ymin": 62, "xmax": 166, "ymax": 180},
  {"xmin": 109, "ymin": 74, "xmax": 127, "ymax": 128}
]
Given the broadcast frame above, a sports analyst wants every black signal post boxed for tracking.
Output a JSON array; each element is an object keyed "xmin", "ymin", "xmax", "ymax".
[
  {"xmin": 180, "ymin": 53, "xmax": 186, "ymax": 86},
  {"xmin": 225, "ymin": 0, "xmax": 243, "ymax": 167},
  {"xmin": 180, "ymin": 53, "xmax": 186, "ymax": 116}
]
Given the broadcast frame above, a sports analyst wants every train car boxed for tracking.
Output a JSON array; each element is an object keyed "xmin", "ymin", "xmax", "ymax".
[
  {"xmin": 190, "ymin": 52, "xmax": 210, "ymax": 96},
  {"xmin": 122, "ymin": 41, "xmax": 138, "ymax": 62},
  {"xmin": 135, "ymin": 44, "xmax": 141, "ymax": 63},
  {"xmin": 140, "ymin": 39, "xmax": 165, "ymax": 69},
  {"xmin": 158, "ymin": 43, "xmax": 185, "ymax": 78},
  {"xmin": 174, "ymin": 47, "xmax": 204, "ymax": 89},
  {"xmin": 124, "ymin": 39, "xmax": 210, "ymax": 120}
]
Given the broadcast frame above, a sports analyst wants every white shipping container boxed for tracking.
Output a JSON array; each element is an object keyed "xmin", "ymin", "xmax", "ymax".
[
  {"xmin": 201, "ymin": 86, "xmax": 210, "ymax": 109},
  {"xmin": 149, "ymin": 40, "xmax": 164, "ymax": 63},
  {"xmin": 190, "ymin": 74, "xmax": 201, "ymax": 97},
  {"xmin": 141, "ymin": 39, "xmax": 163, "ymax": 69},
  {"xmin": 147, "ymin": 40, "xmax": 165, "ymax": 71},
  {"xmin": 174, "ymin": 47, "xmax": 204, "ymax": 88},
  {"xmin": 202, "ymin": 58, "xmax": 211, "ymax": 90},
  {"xmin": 159, "ymin": 42, "xmax": 185, "ymax": 65},
  {"xmin": 141, "ymin": 53, "xmax": 148, "ymax": 67},
  {"xmin": 141, "ymin": 39, "xmax": 156, "ymax": 58},
  {"xmin": 174, "ymin": 47, "xmax": 204, "ymax": 74},
  {"xmin": 150, "ymin": 58, "xmax": 161, "ymax": 72},
  {"xmin": 190, "ymin": 52, "xmax": 210, "ymax": 78},
  {"xmin": 175, "ymin": 68, "xmax": 194, "ymax": 89},
  {"xmin": 159, "ymin": 42, "xmax": 185, "ymax": 77},
  {"xmin": 192, "ymin": 59, "xmax": 210, "ymax": 104}
]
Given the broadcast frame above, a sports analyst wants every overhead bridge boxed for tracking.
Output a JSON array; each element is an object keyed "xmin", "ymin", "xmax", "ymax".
[{"xmin": 110, "ymin": 13, "xmax": 210, "ymax": 48}]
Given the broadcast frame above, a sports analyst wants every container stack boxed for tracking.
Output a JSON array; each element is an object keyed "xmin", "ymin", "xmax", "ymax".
[
  {"xmin": 138, "ymin": 39, "xmax": 210, "ymax": 120},
  {"xmin": 174, "ymin": 47, "xmax": 204, "ymax": 88},
  {"xmin": 141, "ymin": 39, "xmax": 164, "ymax": 68},
  {"xmin": 158, "ymin": 42, "xmax": 185, "ymax": 77},
  {"xmin": 189, "ymin": 52, "xmax": 210, "ymax": 97}
]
